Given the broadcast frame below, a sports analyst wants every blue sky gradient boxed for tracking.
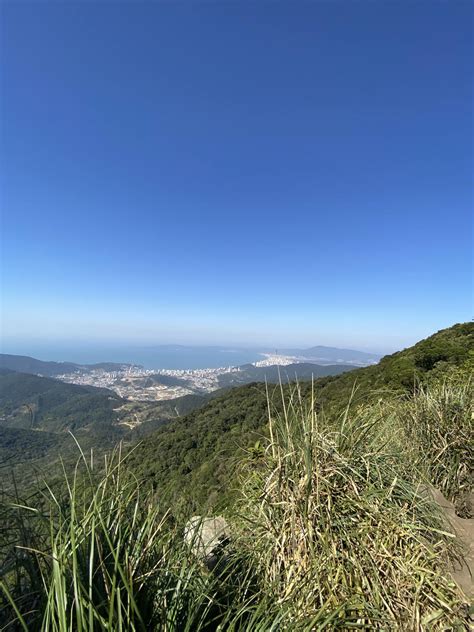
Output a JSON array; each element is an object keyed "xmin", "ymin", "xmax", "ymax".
[{"xmin": 1, "ymin": 1, "xmax": 472, "ymax": 352}]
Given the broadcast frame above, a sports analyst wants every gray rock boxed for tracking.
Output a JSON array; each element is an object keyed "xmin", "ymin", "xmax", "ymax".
[{"xmin": 184, "ymin": 515, "xmax": 230, "ymax": 569}]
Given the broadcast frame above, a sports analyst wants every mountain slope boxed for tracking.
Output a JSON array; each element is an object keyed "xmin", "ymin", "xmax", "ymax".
[
  {"xmin": 0, "ymin": 372, "xmax": 124, "ymax": 433},
  {"xmin": 311, "ymin": 321, "xmax": 474, "ymax": 413},
  {"xmin": 216, "ymin": 362, "xmax": 353, "ymax": 388},
  {"xmin": 126, "ymin": 322, "xmax": 474, "ymax": 506},
  {"xmin": 0, "ymin": 371, "xmax": 211, "ymax": 491},
  {"xmin": 304, "ymin": 344, "xmax": 379, "ymax": 360},
  {"xmin": 0, "ymin": 354, "xmax": 132, "ymax": 377},
  {"xmin": 2, "ymin": 332, "xmax": 471, "ymax": 630},
  {"xmin": 280, "ymin": 345, "xmax": 380, "ymax": 365},
  {"xmin": 0, "ymin": 354, "xmax": 81, "ymax": 376}
]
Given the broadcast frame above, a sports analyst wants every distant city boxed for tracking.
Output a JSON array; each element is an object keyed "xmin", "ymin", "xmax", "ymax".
[
  {"xmin": 56, "ymin": 364, "xmax": 234, "ymax": 401},
  {"xmin": 0, "ymin": 342, "xmax": 382, "ymax": 403},
  {"xmin": 5, "ymin": 345, "xmax": 380, "ymax": 402}
]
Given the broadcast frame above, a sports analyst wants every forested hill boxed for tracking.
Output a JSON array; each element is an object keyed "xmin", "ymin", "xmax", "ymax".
[
  {"xmin": 216, "ymin": 361, "xmax": 353, "ymax": 387},
  {"xmin": 0, "ymin": 354, "xmax": 132, "ymax": 377},
  {"xmin": 126, "ymin": 322, "xmax": 474, "ymax": 507},
  {"xmin": 0, "ymin": 371, "xmax": 124, "ymax": 434},
  {"xmin": 311, "ymin": 321, "xmax": 473, "ymax": 413},
  {"xmin": 0, "ymin": 373, "xmax": 126, "ymax": 491},
  {"xmin": 0, "ymin": 372, "xmax": 202, "ymax": 492},
  {"xmin": 278, "ymin": 345, "xmax": 380, "ymax": 365}
]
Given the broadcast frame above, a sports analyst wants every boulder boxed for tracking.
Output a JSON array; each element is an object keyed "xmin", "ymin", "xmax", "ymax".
[{"xmin": 184, "ymin": 515, "xmax": 230, "ymax": 570}]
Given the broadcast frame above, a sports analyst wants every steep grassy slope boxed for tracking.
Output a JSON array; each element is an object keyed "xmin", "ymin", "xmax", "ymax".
[{"xmin": 126, "ymin": 323, "xmax": 474, "ymax": 507}]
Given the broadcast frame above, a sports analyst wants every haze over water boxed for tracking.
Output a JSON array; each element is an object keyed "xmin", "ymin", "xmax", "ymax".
[{"xmin": 0, "ymin": 342, "xmax": 265, "ymax": 370}]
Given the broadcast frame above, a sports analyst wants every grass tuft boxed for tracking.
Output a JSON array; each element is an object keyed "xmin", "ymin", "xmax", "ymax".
[{"xmin": 236, "ymin": 382, "xmax": 470, "ymax": 629}]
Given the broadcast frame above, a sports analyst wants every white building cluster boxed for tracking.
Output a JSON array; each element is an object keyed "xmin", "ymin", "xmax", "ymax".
[{"xmin": 55, "ymin": 364, "xmax": 242, "ymax": 402}]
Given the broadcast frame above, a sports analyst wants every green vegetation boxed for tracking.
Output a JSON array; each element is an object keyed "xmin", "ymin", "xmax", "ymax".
[
  {"xmin": 313, "ymin": 322, "xmax": 474, "ymax": 410},
  {"xmin": 396, "ymin": 379, "xmax": 473, "ymax": 516},
  {"xmin": 126, "ymin": 384, "xmax": 271, "ymax": 508},
  {"xmin": 1, "ymin": 376, "xmax": 471, "ymax": 629},
  {"xmin": 0, "ymin": 449, "xmax": 283, "ymax": 631},
  {"xmin": 0, "ymin": 372, "xmax": 123, "ymax": 433},
  {"xmin": 0, "ymin": 374, "xmax": 124, "ymax": 494},
  {"xmin": 5, "ymin": 323, "xmax": 470, "ymax": 505},
  {"xmin": 0, "ymin": 355, "xmax": 81, "ymax": 377},
  {"xmin": 215, "ymin": 362, "xmax": 354, "ymax": 388},
  {"xmin": 0, "ymin": 355, "xmax": 131, "ymax": 377},
  {"xmin": 0, "ymin": 373, "xmax": 190, "ymax": 494},
  {"xmin": 0, "ymin": 323, "xmax": 472, "ymax": 629},
  {"xmin": 126, "ymin": 323, "xmax": 474, "ymax": 507},
  {"xmin": 234, "ymin": 382, "xmax": 470, "ymax": 628}
]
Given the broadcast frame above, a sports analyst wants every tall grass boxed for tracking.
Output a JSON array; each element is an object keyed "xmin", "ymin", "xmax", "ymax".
[
  {"xmin": 0, "ymin": 447, "xmax": 280, "ymax": 631},
  {"xmin": 1, "ymin": 380, "xmax": 471, "ymax": 630},
  {"xmin": 236, "ymin": 382, "xmax": 469, "ymax": 629},
  {"xmin": 397, "ymin": 379, "xmax": 473, "ymax": 517}
]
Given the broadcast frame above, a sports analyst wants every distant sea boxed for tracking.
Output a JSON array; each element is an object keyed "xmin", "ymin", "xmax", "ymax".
[{"xmin": 2, "ymin": 344, "xmax": 265, "ymax": 370}]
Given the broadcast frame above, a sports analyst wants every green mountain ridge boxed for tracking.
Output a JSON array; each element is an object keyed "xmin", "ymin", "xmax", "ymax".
[
  {"xmin": 0, "ymin": 366, "xmax": 219, "ymax": 493},
  {"xmin": 276, "ymin": 344, "xmax": 381, "ymax": 364},
  {"xmin": 125, "ymin": 322, "xmax": 474, "ymax": 507},
  {"xmin": 0, "ymin": 354, "xmax": 135, "ymax": 377},
  {"xmin": 216, "ymin": 361, "xmax": 353, "ymax": 388},
  {"xmin": 0, "ymin": 371, "xmax": 123, "ymax": 433}
]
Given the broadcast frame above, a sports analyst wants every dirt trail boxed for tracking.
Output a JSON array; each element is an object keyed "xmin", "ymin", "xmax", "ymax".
[{"xmin": 430, "ymin": 487, "xmax": 474, "ymax": 601}]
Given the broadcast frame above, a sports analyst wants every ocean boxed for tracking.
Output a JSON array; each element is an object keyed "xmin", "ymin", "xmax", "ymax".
[{"xmin": 1, "ymin": 343, "xmax": 265, "ymax": 370}]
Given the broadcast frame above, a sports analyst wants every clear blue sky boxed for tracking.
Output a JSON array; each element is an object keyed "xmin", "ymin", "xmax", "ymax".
[{"xmin": 1, "ymin": 1, "xmax": 472, "ymax": 353}]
